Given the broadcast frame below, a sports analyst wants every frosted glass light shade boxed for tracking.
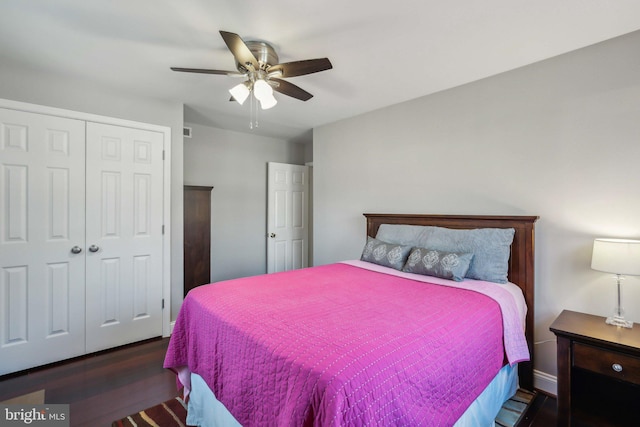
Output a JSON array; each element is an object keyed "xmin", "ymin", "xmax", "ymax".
[
  {"xmin": 229, "ymin": 83, "xmax": 250, "ymax": 105},
  {"xmin": 259, "ymin": 93, "xmax": 277, "ymax": 110},
  {"xmin": 253, "ymin": 79, "xmax": 277, "ymax": 109},
  {"xmin": 591, "ymin": 238, "xmax": 640, "ymax": 275},
  {"xmin": 253, "ymin": 79, "xmax": 272, "ymax": 100},
  {"xmin": 230, "ymin": 78, "xmax": 278, "ymax": 111}
]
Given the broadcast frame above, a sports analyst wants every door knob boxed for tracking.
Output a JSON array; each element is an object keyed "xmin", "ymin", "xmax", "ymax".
[
  {"xmin": 269, "ymin": 233, "xmax": 276, "ymax": 238},
  {"xmin": 88, "ymin": 244, "xmax": 100, "ymax": 253},
  {"xmin": 71, "ymin": 246, "xmax": 82, "ymax": 254}
]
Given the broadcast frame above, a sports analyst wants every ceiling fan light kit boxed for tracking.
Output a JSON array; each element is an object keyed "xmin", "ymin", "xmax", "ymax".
[{"xmin": 172, "ymin": 30, "xmax": 332, "ymax": 125}]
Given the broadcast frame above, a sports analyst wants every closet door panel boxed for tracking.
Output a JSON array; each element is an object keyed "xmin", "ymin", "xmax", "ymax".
[
  {"xmin": 85, "ymin": 122, "xmax": 164, "ymax": 353},
  {"xmin": 0, "ymin": 108, "xmax": 86, "ymax": 375}
]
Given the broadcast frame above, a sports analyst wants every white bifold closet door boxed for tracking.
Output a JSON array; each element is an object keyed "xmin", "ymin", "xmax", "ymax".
[
  {"xmin": 0, "ymin": 108, "xmax": 87, "ymax": 373},
  {"xmin": 0, "ymin": 109, "xmax": 164, "ymax": 374},
  {"xmin": 84, "ymin": 122, "xmax": 164, "ymax": 353}
]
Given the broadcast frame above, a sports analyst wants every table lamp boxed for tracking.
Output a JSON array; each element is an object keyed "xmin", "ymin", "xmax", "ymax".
[{"xmin": 591, "ymin": 238, "xmax": 640, "ymax": 328}]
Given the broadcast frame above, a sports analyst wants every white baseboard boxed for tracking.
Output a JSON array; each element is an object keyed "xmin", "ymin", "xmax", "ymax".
[
  {"xmin": 533, "ymin": 369, "xmax": 557, "ymax": 396},
  {"xmin": 170, "ymin": 320, "xmax": 176, "ymax": 335}
]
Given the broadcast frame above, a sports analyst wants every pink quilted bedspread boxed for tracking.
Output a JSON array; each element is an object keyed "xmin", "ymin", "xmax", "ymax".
[{"xmin": 164, "ymin": 262, "xmax": 528, "ymax": 426}]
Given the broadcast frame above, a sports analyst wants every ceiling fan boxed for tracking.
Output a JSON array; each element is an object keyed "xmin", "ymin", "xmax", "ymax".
[{"xmin": 171, "ymin": 31, "xmax": 333, "ymax": 110}]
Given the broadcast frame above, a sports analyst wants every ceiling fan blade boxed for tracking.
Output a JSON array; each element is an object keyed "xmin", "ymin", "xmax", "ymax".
[
  {"xmin": 268, "ymin": 58, "xmax": 332, "ymax": 78},
  {"xmin": 219, "ymin": 31, "xmax": 259, "ymax": 70},
  {"xmin": 270, "ymin": 78, "xmax": 313, "ymax": 101},
  {"xmin": 171, "ymin": 67, "xmax": 243, "ymax": 76}
]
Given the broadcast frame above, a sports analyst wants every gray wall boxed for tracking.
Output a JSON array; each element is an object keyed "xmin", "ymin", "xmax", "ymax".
[
  {"xmin": 183, "ymin": 123, "xmax": 307, "ymax": 282},
  {"xmin": 313, "ymin": 30, "xmax": 640, "ymax": 392},
  {"xmin": 0, "ymin": 63, "xmax": 185, "ymax": 321}
]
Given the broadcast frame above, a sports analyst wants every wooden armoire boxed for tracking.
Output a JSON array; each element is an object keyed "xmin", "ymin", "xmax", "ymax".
[{"xmin": 183, "ymin": 185, "xmax": 213, "ymax": 296}]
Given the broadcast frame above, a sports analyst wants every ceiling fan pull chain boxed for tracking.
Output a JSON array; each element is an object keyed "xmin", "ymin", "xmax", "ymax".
[
  {"xmin": 255, "ymin": 97, "xmax": 260, "ymax": 128},
  {"xmin": 250, "ymin": 92, "xmax": 255, "ymax": 129}
]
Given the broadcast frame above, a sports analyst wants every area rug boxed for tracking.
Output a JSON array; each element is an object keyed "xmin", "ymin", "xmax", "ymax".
[
  {"xmin": 111, "ymin": 396, "xmax": 190, "ymax": 427},
  {"xmin": 112, "ymin": 389, "xmax": 536, "ymax": 427}
]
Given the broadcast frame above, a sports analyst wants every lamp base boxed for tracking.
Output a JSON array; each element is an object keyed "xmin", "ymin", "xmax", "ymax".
[{"xmin": 605, "ymin": 315, "xmax": 633, "ymax": 329}]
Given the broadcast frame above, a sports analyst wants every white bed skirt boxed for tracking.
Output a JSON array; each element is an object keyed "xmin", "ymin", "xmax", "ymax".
[{"xmin": 185, "ymin": 363, "xmax": 518, "ymax": 427}]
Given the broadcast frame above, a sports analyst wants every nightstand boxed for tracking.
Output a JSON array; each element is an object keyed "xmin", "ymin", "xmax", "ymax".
[{"xmin": 550, "ymin": 310, "xmax": 640, "ymax": 426}]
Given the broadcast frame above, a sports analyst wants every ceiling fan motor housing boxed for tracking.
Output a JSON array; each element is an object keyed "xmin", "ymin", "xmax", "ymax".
[{"xmin": 238, "ymin": 41, "xmax": 279, "ymax": 72}]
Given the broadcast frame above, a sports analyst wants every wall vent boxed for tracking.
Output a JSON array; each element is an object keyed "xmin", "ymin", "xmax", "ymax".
[{"xmin": 183, "ymin": 127, "xmax": 192, "ymax": 138}]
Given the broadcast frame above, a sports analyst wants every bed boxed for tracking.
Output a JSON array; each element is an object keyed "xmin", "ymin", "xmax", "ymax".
[{"xmin": 165, "ymin": 214, "xmax": 538, "ymax": 426}]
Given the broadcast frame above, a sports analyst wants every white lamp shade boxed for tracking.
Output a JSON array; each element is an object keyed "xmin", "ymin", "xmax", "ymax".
[
  {"xmin": 591, "ymin": 238, "xmax": 640, "ymax": 275},
  {"xmin": 229, "ymin": 83, "xmax": 250, "ymax": 105}
]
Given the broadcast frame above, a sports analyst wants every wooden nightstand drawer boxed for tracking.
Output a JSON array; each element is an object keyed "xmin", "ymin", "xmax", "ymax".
[{"xmin": 573, "ymin": 342, "xmax": 640, "ymax": 385}]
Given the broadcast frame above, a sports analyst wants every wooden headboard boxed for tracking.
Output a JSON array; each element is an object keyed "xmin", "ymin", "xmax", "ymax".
[{"xmin": 364, "ymin": 213, "xmax": 539, "ymax": 391}]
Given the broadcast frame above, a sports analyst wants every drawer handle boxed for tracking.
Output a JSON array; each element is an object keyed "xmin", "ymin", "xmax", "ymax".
[{"xmin": 612, "ymin": 363, "xmax": 623, "ymax": 373}]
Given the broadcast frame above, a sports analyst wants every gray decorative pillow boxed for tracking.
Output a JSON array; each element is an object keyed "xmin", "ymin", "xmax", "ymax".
[
  {"xmin": 360, "ymin": 237, "xmax": 412, "ymax": 270},
  {"xmin": 426, "ymin": 227, "xmax": 515, "ymax": 283},
  {"xmin": 402, "ymin": 247, "xmax": 474, "ymax": 282},
  {"xmin": 376, "ymin": 224, "xmax": 515, "ymax": 283}
]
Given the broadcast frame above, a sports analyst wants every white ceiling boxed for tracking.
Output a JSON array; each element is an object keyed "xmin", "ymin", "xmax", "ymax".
[{"xmin": 2, "ymin": 0, "xmax": 640, "ymax": 142}]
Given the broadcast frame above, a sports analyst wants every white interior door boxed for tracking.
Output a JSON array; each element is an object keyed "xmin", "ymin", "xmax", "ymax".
[
  {"xmin": 267, "ymin": 162, "xmax": 308, "ymax": 273},
  {"xmin": 0, "ymin": 108, "xmax": 86, "ymax": 375},
  {"xmin": 84, "ymin": 122, "xmax": 164, "ymax": 353}
]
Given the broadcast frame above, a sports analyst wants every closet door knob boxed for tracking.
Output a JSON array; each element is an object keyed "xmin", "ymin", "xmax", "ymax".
[
  {"xmin": 89, "ymin": 244, "xmax": 100, "ymax": 253},
  {"xmin": 71, "ymin": 246, "xmax": 82, "ymax": 254},
  {"xmin": 269, "ymin": 233, "xmax": 276, "ymax": 238}
]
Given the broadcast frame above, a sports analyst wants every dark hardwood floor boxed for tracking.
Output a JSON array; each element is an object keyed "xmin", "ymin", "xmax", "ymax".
[
  {"xmin": 0, "ymin": 338, "xmax": 177, "ymax": 427},
  {"xmin": 518, "ymin": 391, "xmax": 559, "ymax": 426},
  {"xmin": 0, "ymin": 338, "xmax": 559, "ymax": 426}
]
